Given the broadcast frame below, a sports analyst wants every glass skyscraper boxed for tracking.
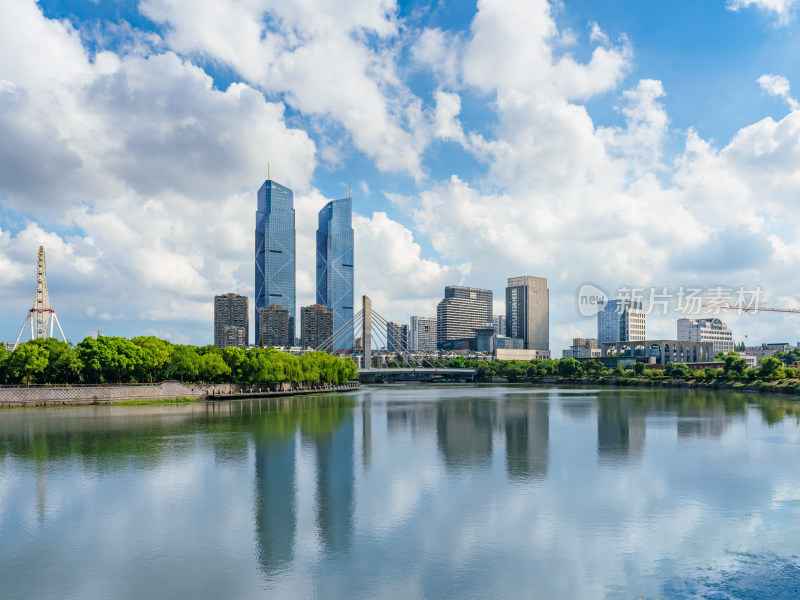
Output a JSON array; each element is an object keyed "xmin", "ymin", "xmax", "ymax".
[
  {"xmin": 255, "ymin": 179, "xmax": 296, "ymax": 346},
  {"xmin": 316, "ymin": 198, "xmax": 354, "ymax": 351}
]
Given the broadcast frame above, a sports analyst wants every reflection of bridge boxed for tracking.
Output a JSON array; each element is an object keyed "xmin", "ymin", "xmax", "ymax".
[{"xmin": 316, "ymin": 295, "xmax": 476, "ymax": 383}]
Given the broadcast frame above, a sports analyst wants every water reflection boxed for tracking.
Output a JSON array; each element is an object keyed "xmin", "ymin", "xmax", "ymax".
[
  {"xmin": 504, "ymin": 397, "xmax": 549, "ymax": 480},
  {"xmin": 254, "ymin": 433, "xmax": 296, "ymax": 575},
  {"xmin": 597, "ymin": 395, "xmax": 646, "ymax": 461},
  {"xmin": 2, "ymin": 388, "xmax": 800, "ymax": 600},
  {"xmin": 308, "ymin": 418, "xmax": 355, "ymax": 556},
  {"xmin": 436, "ymin": 400, "xmax": 495, "ymax": 470}
]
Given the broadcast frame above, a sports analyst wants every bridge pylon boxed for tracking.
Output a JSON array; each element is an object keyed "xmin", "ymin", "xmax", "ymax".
[{"xmin": 363, "ymin": 295, "xmax": 372, "ymax": 369}]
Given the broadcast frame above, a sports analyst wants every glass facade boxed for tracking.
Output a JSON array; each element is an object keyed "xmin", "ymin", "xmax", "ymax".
[
  {"xmin": 505, "ymin": 276, "xmax": 549, "ymax": 351},
  {"xmin": 316, "ymin": 198, "xmax": 354, "ymax": 351},
  {"xmin": 255, "ymin": 180, "xmax": 295, "ymax": 346},
  {"xmin": 597, "ymin": 299, "xmax": 645, "ymax": 345}
]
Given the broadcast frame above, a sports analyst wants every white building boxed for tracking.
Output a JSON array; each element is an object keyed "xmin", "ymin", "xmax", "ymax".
[
  {"xmin": 677, "ymin": 318, "xmax": 734, "ymax": 354},
  {"xmin": 410, "ymin": 316, "xmax": 437, "ymax": 353}
]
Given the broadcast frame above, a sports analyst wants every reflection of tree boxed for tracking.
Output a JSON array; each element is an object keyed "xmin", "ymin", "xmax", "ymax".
[
  {"xmin": 504, "ymin": 399, "xmax": 549, "ymax": 481},
  {"xmin": 436, "ymin": 401, "xmax": 495, "ymax": 470}
]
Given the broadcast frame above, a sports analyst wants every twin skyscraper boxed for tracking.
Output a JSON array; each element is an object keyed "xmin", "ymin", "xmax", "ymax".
[{"xmin": 255, "ymin": 179, "xmax": 354, "ymax": 350}]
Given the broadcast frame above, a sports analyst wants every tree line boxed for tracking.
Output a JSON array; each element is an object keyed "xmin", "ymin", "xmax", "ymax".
[
  {"xmin": 0, "ymin": 337, "xmax": 358, "ymax": 386},
  {"xmin": 396, "ymin": 352, "xmax": 800, "ymax": 386}
]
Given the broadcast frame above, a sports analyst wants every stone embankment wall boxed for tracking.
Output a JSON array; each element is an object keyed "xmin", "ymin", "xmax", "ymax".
[{"xmin": 0, "ymin": 380, "xmax": 360, "ymax": 407}]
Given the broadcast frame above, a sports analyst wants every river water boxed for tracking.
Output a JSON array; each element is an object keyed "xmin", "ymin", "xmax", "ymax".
[{"xmin": 1, "ymin": 386, "xmax": 800, "ymax": 599}]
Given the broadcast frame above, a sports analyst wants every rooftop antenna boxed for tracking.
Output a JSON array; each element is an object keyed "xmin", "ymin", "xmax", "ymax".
[
  {"xmin": 348, "ymin": 181, "xmax": 351, "ymax": 198},
  {"xmin": 268, "ymin": 162, "xmax": 270, "ymax": 180},
  {"xmin": 15, "ymin": 246, "xmax": 67, "ymax": 347}
]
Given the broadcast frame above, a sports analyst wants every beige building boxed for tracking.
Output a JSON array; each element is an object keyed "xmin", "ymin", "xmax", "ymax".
[
  {"xmin": 300, "ymin": 304, "xmax": 333, "ymax": 349},
  {"xmin": 496, "ymin": 348, "xmax": 551, "ymax": 361},
  {"xmin": 214, "ymin": 293, "xmax": 249, "ymax": 348},
  {"xmin": 258, "ymin": 304, "xmax": 291, "ymax": 347},
  {"xmin": 677, "ymin": 318, "xmax": 734, "ymax": 354}
]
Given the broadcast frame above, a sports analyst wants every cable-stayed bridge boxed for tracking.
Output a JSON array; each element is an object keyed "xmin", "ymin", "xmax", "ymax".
[{"xmin": 315, "ymin": 296, "xmax": 476, "ymax": 383}]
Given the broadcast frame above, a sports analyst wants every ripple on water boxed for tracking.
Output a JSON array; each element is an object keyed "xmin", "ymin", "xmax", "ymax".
[{"xmin": 655, "ymin": 552, "xmax": 800, "ymax": 599}]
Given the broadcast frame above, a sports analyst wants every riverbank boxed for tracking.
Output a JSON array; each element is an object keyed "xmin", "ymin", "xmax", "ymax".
[
  {"xmin": 0, "ymin": 380, "xmax": 361, "ymax": 407},
  {"xmin": 517, "ymin": 376, "xmax": 800, "ymax": 397}
]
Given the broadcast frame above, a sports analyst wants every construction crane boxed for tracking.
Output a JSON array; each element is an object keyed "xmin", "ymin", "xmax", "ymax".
[{"xmin": 700, "ymin": 305, "xmax": 800, "ymax": 314}]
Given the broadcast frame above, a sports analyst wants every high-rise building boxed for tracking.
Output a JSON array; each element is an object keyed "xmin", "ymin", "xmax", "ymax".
[
  {"xmin": 387, "ymin": 322, "xmax": 410, "ymax": 352},
  {"xmin": 597, "ymin": 299, "xmax": 646, "ymax": 344},
  {"xmin": 493, "ymin": 314, "xmax": 506, "ymax": 337},
  {"xmin": 677, "ymin": 318, "xmax": 734, "ymax": 354},
  {"xmin": 221, "ymin": 326, "xmax": 247, "ymax": 348},
  {"xmin": 214, "ymin": 293, "xmax": 249, "ymax": 348},
  {"xmin": 410, "ymin": 316, "xmax": 437, "ymax": 352},
  {"xmin": 505, "ymin": 276, "xmax": 549, "ymax": 351},
  {"xmin": 301, "ymin": 304, "xmax": 334, "ymax": 349},
  {"xmin": 436, "ymin": 286, "xmax": 493, "ymax": 348},
  {"xmin": 316, "ymin": 197, "xmax": 354, "ymax": 351},
  {"xmin": 258, "ymin": 304, "xmax": 291, "ymax": 347},
  {"xmin": 255, "ymin": 179, "xmax": 296, "ymax": 347}
]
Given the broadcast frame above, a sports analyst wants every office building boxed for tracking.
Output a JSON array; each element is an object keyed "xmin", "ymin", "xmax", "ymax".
[
  {"xmin": 214, "ymin": 293, "xmax": 249, "ymax": 348},
  {"xmin": 506, "ymin": 276, "xmax": 549, "ymax": 351},
  {"xmin": 743, "ymin": 343, "xmax": 792, "ymax": 361},
  {"xmin": 258, "ymin": 305, "xmax": 291, "ymax": 347},
  {"xmin": 436, "ymin": 286, "xmax": 493, "ymax": 348},
  {"xmin": 601, "ymin": 339, "xmax": 712, "ymax": 365},
  {"xmin": 410, "ymin": 316, "xmax": 437, "ymax": 352},
  {"xmin": 255, "ymin": 179, "xmax": 296, "ymax": 346},
  {"xmin": 317, "ymin": 197, "xmax": 354, "ymax": 351},
  {"xmin": 301, "ymin": 304, "xmax": 334, "ymax": 349},
  {"xmin": 564, "ymin": 337, "xmax": 601, "ymax": 359},
  {"xmin": 387, "ymin": 322, "xmax": 410, "ymax": 352},
  {"xmin": 493, "ymin": 315, "xmax": 506, "ymax": 337},
  {"xmin": 677, "ymin": 318, "xmax": 734, "ymax": 354},
  {"xmin": 597, "ymin": 299, "xmax": 646, "ymax": 345}
]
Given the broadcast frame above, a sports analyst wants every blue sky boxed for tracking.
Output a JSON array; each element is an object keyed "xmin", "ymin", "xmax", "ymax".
[{"xmin": 1, "ymin": 0, "xmax": 800, "ymax": 351}]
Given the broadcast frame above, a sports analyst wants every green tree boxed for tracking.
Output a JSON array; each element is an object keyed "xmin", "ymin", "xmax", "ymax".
[
  {"xmin": 664, "ymin": 362, "xmax": 690, "ymax": 379},
  {"xmin": 166, "ymin": 345, "xmax": 202, "ymax": 382},
  {"xmin": 132, "ymin": 336, "xmax": 173, "ymax": 383},
  {"xmin": 632, "ymin": 361, "xmax": 646, "ymax": 376},
  {"xmin": 723, "ymin": 353, "xmax": 747, "ymax": 378},
  {"xmin": 200, "ymin": 351, "xmax": 232, "ymax": 382},
  {"xmin": 758, "ymin": 356, "xmax": 785, "ymax": 380},
  {"xmin": 6, "ymin": 342, "xmax": 49, "ymax": 384},
  {"xmin": 556, "ymin": 358, "xmax": 582, "ymax": 378}
]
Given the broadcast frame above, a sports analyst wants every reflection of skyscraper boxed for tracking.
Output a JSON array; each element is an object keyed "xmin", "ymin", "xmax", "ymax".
[
  {"xmin": 254, "ymin": 436, "xmax": 296, "ymax": 574},
  {"xmin": 313, "ymin": 416, "xmax": 355, "ymax": 554},
  {"xmin": 677, "ymin": 404, "xmax": 728, "ymax": 438},
  {"xmin": 436, "ymin": 402, "xmax": 494, "ymax": 469},
  {"xmin": 504, "ymin": 400, "xmax": 549, "ymax": 480},
  {"xmin": 316, "ymin": 198, "xmax": 354, "ymax": 351},
  {"xmin": 597, "ymin": 397, "xmax": 646, "ymax": 461}
]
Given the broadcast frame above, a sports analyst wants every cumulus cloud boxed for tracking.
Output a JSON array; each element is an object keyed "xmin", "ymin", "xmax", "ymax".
[
  {"xmin": 727, "ymin": 0, "xmax": 797, "ymax": 24},
  {"xmin": 757, "ymin": 74, "xmax": 800, "ymax": 110},
  {"xmin": 2, "ymin": 0, "xmax": 800, "ymax": 352}
]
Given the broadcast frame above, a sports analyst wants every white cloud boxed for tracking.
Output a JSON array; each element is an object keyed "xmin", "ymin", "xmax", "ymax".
[
  {"xmin": 727, "ymin": 0, "xmax": 797, "ymax": 24},
  {"xmin": 138, "ymin": 0, "xmax": 427, "ymax": 178},
  {"xmin": 757, "ymin": 74, "xmax": 800, "ymax": 110}
]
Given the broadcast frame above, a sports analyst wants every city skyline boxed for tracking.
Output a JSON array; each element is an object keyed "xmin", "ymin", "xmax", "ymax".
[{"xmin": 2, "ymin": 0, "xmax": 800, "ymax": 354}]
